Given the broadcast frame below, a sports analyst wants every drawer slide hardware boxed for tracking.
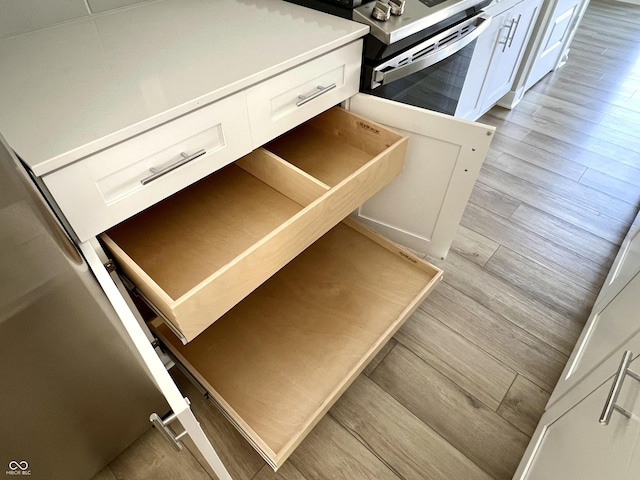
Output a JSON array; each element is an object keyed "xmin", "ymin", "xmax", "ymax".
[
  {"xmin": 296, "ymin": 83, "xmax": 336, "ymax": 107},
  {"xmin": 600, "ymin": 350, "xmax": 640, "ymax": 425},
  {"xmin": 140, "ymin": 149, "xmax": 207, "ymax": 185},
  {"xmin": 119, "ymin": 274, "xmax": 189, "ymax": 345},
  {"xmin": 159, "ymin": 349, "xmax": 278, "ymax": 469},
  {"xmin": 150, "ymin": 404, "xmax": 191, "ymax": 451}
]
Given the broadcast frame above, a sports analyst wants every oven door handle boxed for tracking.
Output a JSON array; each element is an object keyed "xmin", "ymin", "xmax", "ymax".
[{"xmin": 370, "ymin": 13, "xmax": 492, "ymax": 89}]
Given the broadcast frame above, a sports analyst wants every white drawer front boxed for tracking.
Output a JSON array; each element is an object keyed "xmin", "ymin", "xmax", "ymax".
[
  {"xmin": 44, "ymin": 92, "xmax": 252, "ymax": 241},
  {"xmin": 247, "ymin": 41, "xmax": 362, "ymax": 147}
]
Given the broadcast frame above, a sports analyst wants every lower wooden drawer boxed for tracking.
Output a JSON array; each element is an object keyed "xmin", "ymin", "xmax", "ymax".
[{"xmin": 150, "ymin": 219, "xmax": 442, "ymax": 469}]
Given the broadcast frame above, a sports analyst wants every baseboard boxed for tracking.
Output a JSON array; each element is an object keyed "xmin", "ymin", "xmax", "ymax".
[{"xmin": 497, "ymin": 86, "xmax": 526, "ymax": 110}]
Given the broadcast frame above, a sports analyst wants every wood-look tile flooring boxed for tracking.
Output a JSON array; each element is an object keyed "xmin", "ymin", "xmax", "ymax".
[{"xmin": 93, "ymin": 1, "xmax": 640, "ymax": 478}]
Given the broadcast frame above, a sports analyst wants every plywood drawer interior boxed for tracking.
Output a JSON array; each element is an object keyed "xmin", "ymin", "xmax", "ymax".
[
  {"xmin": 151, "ymin": 219, "xmax": 443, "ymax": 469},
  {"xmin": 101, "ymin": 107, "xmax": 408, "ymax": 343}
]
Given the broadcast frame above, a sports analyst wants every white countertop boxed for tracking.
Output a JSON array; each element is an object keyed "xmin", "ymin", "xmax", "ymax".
[{"xmin": 0, "ymin": 0, "xmax": 367, "ymax": 176}]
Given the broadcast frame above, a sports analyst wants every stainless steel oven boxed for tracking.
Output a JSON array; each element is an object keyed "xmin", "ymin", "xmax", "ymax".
[{"xmin": 286, "ymin": 0, "xmax": 492, "ymax": 116}]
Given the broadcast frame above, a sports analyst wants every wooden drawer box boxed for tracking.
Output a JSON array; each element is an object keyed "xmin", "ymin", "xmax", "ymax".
[
  {"xmin": 101, "ymin": 108, "xmax": 408, "ymax": 343},
  {"xmin": 150, "ymin": 219, "xmax": 442, "ymax": 468}
]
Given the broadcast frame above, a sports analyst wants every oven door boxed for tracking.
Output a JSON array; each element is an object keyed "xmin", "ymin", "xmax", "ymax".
[
  {"xmin": 361, "ymin": 12, "xmax": 491, "ymax": 116},
  {"xmin": 345, "ymin": 93, "xmax": 494, "ymax": 259}
]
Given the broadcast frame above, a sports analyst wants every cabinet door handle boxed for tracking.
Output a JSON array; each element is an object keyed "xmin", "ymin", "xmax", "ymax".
[
  {"xmin": 600, "ymin": 350, "xmax": 640, "ymax": 425},
  {"xmin": 140, "ymin": 149, "xmax": 207, "ymax": 185},
  {"xmin": 499, "ymin": 19, "xmax": 515, "ymax": 53},
  {"xmin": 507, "ymin": 13, "xmax": 522, "ymax": 48},
  {"xmin": 296, "ymin": 83, "xmax": 336, "ymax": 107},
  {"xmin": 150, "ymin": 410, "xmax": 189, "ymax": 451}
]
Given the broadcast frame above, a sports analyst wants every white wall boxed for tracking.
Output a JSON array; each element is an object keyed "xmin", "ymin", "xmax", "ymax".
[{"xmin": 0, "ymin": 0, "xmax": 152, "ymax": 38}]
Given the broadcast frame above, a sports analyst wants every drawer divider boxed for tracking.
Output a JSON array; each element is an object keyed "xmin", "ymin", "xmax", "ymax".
[{"xmin": 236, "ymin": 149, "xmax": 329, "ymax": 206}]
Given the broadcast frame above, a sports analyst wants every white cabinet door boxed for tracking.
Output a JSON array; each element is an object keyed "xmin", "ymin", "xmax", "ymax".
[
  {"xmin": 548, "ymin": 233, "xmax": 640, "ymax": 408},
  {"xmin": 596, "ymin": 225, "xmax": 640, "ymax": 312},
  {"xmin": 456, "ymin": 10, "xmax": 509, "ymax": 120},
  {"xmin": 481, "ymin": 0, "xmax": 541, "ymax": 111},
  {"xmin": 520, "ymin": 354, "xmax": 640, "ymax": 480},
  {"xmin": 345, "ymin": 93, "xmax": 495, "ymax": 260},
  {"xmin": 524, "ymin": 0, "xmax": 584, "ymax": 90},
  {"xmin": 456, "ymin": 0, "xmax": 542, "ymax": 120}
]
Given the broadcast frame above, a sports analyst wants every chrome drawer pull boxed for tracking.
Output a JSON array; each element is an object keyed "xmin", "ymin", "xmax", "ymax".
[
  {"xmin": 296, "ymin": 83, "xmax": 336, "ymax": 107},
  {"xmin": 150, "ymin": 407, "xmax": 190, "ymax": 451},
  {"xmin": 140, "ymin": 149, "xmax": 207, "ymax": 185},
  {"xmin": 600, "ymin": 351, "xmax": 640, "ymax": 425},
  {"xmin": 507, "ymin": 14, "xmax": 522, "ymax": 48},
  {"xmin": 500, "ymin": 18, "xmax": 516, "ymax": 53}
]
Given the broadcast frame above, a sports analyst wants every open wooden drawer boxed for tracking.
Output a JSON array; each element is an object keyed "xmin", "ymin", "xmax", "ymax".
[
  {"xmin": 100, "ymin": 107, "xmax": 407, "ymax": 343},
  {"xmin": 150, "ymin": 219, "xmax": 442, "ymax": 469}
]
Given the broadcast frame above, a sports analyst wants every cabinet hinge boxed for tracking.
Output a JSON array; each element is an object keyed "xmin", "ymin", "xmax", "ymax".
[{"xmin": 103, "ymin": 260, "xmax": 116, "ymax": 272}]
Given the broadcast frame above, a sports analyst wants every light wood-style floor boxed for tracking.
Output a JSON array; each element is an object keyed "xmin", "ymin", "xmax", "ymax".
[{"xmin": 92, "ymin": 1, "xmax": 640, "ymax": 478}]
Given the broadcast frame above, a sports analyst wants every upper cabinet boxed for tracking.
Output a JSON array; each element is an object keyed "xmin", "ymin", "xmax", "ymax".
[{"xmin": 456, "ymin": 0, "xmax": 542, "ymax": 120}]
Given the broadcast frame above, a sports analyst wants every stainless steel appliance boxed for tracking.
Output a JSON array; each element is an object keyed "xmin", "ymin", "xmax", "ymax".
[
  {"xmin": 0, "ymin": 134, "xmax": 168, "ymax": 480},
  {"xmin": 286, "ymin": 0, "xmax": 492, "ymax": 115}
]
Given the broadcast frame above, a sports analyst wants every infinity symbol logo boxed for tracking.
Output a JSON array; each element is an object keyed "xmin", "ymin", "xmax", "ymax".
[{"xmin": 8, "ymin": 461, "xmax": 28, "ymax": 471}]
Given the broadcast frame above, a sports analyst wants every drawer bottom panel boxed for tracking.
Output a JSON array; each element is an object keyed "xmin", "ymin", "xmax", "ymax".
[{"xmin": 151, "ymin": 219, "xmax": 442, "ymax": 468}]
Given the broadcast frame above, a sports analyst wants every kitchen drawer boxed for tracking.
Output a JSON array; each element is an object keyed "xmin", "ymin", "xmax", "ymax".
[
  {"xmin": 246, "ymin": 41, "xmax": 362, "ymax": 148},
  {"xmin": 150, "ymin": 219, "xmax": 442, "ymax": 469},
  {"xmin": 101, "ymin": 107, "xmax": 407, "ymax": 343},
  {"xmin": 42, "ymin": 92, "xmax": 252, "ymax": 242}
]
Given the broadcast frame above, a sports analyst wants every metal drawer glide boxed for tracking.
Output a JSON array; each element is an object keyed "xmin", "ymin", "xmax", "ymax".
[{"xmin": 118, "ymin": 271, "xmax": 189, "ymax": 345}]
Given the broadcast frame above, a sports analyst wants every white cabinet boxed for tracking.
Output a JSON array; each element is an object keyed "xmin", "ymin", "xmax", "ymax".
[
  {"xmin": 515, "ymin": 221, "xmax": 640, "ymax": 480},
  {"xmin": 1, "ymin": 3, "xmax": 496, "ymax": 475},
  {"xmin": 456, "ymin": 0, "xmax": 541, "ymax": 120},
  {"xmin": 518, "ymin": 353, "xmax": 640, "ymax": 480},
  {"xmin": 523, "ymin": 0, "xmax": 586, "ymax": 91},
  {"xmin": 502, "ymin": 0, "xmax": 589, "ymax": 107},
  {"xmin": 548, "ymin": 225, "xmax": 640, "ymax": 408},
  {"xmin": 93, "ymin": 98, "xmax": 493, "ymax": 470}
]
